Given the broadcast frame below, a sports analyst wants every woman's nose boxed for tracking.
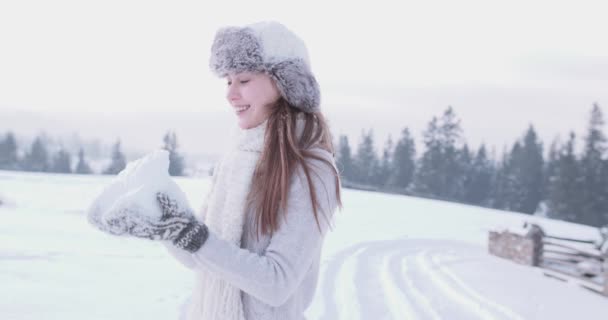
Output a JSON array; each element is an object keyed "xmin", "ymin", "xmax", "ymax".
[{"xmin": 226, "ymin": 84, "xmax": 240, "ymax": 103}]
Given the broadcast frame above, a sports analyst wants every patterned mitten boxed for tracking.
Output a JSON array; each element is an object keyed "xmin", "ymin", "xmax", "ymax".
[
  {"xmin": 155, "ymin": 192, "xmax": 209, "ymax": 252},
  {"xmin": 121, "ymin": 192, "xmax": 209, "ymax": 252}
]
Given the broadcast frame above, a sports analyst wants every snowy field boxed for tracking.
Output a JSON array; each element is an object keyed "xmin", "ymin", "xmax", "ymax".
[{"xmin": 1, "ymin": 170, "xmax": 607, "ymax": 319}]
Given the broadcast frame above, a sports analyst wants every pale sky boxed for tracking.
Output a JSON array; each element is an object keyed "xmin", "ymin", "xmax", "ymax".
[{"xmin": 1, "ymin": 0, "xmax": 607, "ymax": 159}]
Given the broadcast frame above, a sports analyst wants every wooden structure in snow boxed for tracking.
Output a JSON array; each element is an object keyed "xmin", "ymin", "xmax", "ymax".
[{"xmin": 488, "ymin": 222, "xmax": 608, "ymax": 296}]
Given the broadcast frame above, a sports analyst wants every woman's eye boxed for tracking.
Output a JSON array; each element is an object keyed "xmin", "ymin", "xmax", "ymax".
[{"xmin": 226, "ymin": 79, "xmax": 249, "ymax": 85}]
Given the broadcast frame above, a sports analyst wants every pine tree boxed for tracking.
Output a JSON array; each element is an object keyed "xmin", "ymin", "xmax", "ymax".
[
  {"xmin": 544, "ymin": 137, "xmax": 561, "ymax": 201},
  {"xmin": 103, "ymin": 140, "xmax": 127, "ymax": 175},
  {"xmin": 22, "ymin": 136, "xmax": 49, "ymax": 172},
  {"xmin": 600, "ymin": 158, "xmax": 608, "ymax": 226},
  {"xmin": 162, "ymin": 131, "xmax": 185, "ymax": 176},
  {"xmin": 0, "ymin": 132, "xmax": 19, "ymax": 170},
  {"xmin": 516, "ymin": 125, "xmax": 545, "ymax": 214},
  {"xmin": 75, "ymin": 148, "xmax": 93, "ymax": 174},
  {"xmin": 336, "ymin": 135, "xmax": 355, "ymax": 182},
  {"xmin": 491, "ymin": 142, "xmax": 526, "ymax": 211},
  {"xmin": 377, "ymin": 135, "xmax": 394, "ymax": 188},
  {"xmin": 490, "ymin": 127, "xmax": 544, "ymax": 214},
  {"xmin": 414, "ymin": 106, "xmax": 465, "ymax": 200},
  {"xmin": 414, "ymin": 116, "xmax": 443, "ymax": 196},
  {"xmin": 463, "ymin": 144, "xmax": 494, "ymax": 205},
  {"xmin": 580, "ymin": 103, "xmax": 608, "ymax": 226},
  {"xmin": 387, "ymin": 127, "xmax": 416, "ymax": 191},
  {"xmin": 452, "ymin": 144, "xmax": 472, "ymax": 201},
  {"xmin": 489, "ymin": 147, "xmax": 508, "ymax": 209},
  {"xmin": 50, "ymin": 148, "xmax": 72, "ymax": 173},
  {"xmin": 442, "ymin": 107, "xmax": 467, "ymax": 200},
  {"xmin": 353, "ymin": 129, "xmax": 378, "ymax": 185},
  {"xmin": 547, "ymin": 132, "xmax": 584, "ymax": 222}
]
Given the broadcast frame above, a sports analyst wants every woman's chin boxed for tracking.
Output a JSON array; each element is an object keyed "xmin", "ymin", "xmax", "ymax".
[
  {"xmin": 237, "ymin": 119, "xmax": 255, "ymax": 130},
  {"xmin": 237, "ymin": 116, "xmax": 267, "ymax": 130}
]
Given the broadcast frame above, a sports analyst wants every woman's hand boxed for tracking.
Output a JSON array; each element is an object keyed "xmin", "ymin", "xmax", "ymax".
[{"xmin": 125, "ymin": 192, "xmax": 209, "ymax": 252}]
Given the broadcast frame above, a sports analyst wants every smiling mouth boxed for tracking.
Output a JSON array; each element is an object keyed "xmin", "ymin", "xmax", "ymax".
[{"xmin": 235, "ymin": 105, "xmax": 250, "ymax": 114}]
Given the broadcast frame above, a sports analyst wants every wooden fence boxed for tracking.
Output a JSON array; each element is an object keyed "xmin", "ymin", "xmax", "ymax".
[{"xmin": 488, "ymin": 223, "xmax": 608, "ymax": 296}]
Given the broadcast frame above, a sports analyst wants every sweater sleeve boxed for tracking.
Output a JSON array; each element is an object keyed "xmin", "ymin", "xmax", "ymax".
[{"xmin": 189, "ymin": 153, "xmax": 340, "ymax": 307}]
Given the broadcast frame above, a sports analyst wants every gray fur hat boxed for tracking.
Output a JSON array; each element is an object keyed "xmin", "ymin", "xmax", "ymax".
[{"xmin": 209, "ymin": 21, "xmax": 320, "ymax": 113}]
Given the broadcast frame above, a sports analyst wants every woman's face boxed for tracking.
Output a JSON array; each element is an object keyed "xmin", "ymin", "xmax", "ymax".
[{"xmin": 225, "ymin": 71, "xmax": 281, "ymax": 129}]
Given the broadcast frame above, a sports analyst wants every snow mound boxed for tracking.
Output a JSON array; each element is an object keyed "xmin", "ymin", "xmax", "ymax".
[
  {"xmin": 86, "ymin": 149, "xmax": 190, "ymax": 236},
  {"xmin": 490, "ymin": 221, "xmax": 545, "ymax": 238},
  {"xmin": 576, "ymin": 260, "xmax": 602, "ymax": 277},
  {"xmin": 0, "ymin": 192, "xmax": 16, "ymax": 208}
]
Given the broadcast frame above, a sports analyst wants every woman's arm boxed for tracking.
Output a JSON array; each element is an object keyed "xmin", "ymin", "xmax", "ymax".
[{"xmin": 190, "ymin": 154, "xmax": 340, "ymax": 307}]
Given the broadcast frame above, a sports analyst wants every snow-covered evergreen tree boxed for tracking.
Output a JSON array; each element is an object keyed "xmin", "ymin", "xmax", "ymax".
[
  {"xmin": 439, "ymin": 107, "xmax": 466, "ymax": 200},
  {"xmin": 22, "ymin": 136, "xmax": 49, "ymax": 172},
  {"xmin": 580, "ymin": 103, "xmax": 608, "ymax": 226},
  {"xmin": 413, "ymin": 116, "xmax": 442, "ymax": 196},
  {"xmin": 103, "ymin": 140, "xmax": 126, "ymax": 175},
  {"xmin": 491, "ymin": 142, "xmax": 526, "ymax": 211},
  {"xmin": 517, "ymin": 125, "xmax": 544, "ymax": 214},
  {"xmin": 0, "ymin": 132, "xmax": 19, "ymax": 170},
  {"xmin": 543, "ymin": 137, "xmax": 561, "ymax": 201},
  {"xmin": 353, "ymin": 129, "xmax": 378, "ymax": 185},
  {"xmin": 388, "ymin": 127, "xmax": 416, "ymax": 191},
  {"xmin": 336, "ymin": 135, "xmax": 355, "ymax": 182},
  {"xmin": 414, "ymin": 106, "xmax": 465, "ymax": 200},
  {"xmin": 50, "ymin": 148, "xmax": 72, "ymax": 173},
  {"xmin": 547, "ymin": 132, "xmax": 584, "ymax": 222},
  {"xmin": 376, "ymin": 135, "xmax": 394, "ymax": 188},
  {"xmin": 463, "ymin": 144, "xmax": 494, "ymax": 206},
  {"xmin": 162, "ymin": 131, "xmax": 185, "ymax": 176},
  {"xmin": 75, "ymin": 148, "xmax": 93, "ymax": 174},
  {"xmin": 490, "ymin": 127, "xmax": 544, "ymax": 214}
]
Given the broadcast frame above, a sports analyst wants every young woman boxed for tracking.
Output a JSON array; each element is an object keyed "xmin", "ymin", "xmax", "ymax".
[{"xmin": 129, "ymin": 21, "xmax": 342, "ymax": 319}]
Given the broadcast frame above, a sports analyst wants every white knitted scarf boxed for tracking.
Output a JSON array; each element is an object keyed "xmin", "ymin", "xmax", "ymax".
[{"xmin": 185, "ymin": 119, "xmax": 267, "ymax": 320}]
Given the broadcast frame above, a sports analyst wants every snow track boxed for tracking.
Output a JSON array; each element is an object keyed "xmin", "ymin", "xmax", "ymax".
[
  {"xmin": 394, "ymin": 253, "xmax": 442, "ymax": 320},
  {"xmin": 428, "ymin": 253, "xmax": 525, "ymax": 320},
  {"xmin": 381, "ymin": 251, "xmax": 418, "ymax": 319},
  {"xmin": 317, "ymin": 243, "xmax": 369, "ymax": 320},
  {"xmin": 316, "ymin": 239, "xmax": 526, "ymax": 320}
]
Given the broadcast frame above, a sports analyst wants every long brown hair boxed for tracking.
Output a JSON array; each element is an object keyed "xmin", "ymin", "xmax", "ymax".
[{"xmin": 247, "ymin": 98, "xmax": 342, "ymax": 238}]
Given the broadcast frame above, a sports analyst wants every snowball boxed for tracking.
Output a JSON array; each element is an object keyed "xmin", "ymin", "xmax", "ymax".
[{"xmin": 86, "ymin": 149, "xmax": 190, "ymax": 236}]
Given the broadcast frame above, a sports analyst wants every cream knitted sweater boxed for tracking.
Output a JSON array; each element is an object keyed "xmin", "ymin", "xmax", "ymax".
[{"xmin": 164, "ymin": 120, "xmax": 340, "ymax": 320}]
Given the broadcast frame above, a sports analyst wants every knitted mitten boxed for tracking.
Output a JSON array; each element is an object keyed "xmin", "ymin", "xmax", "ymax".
[
  {"xmin": 123, "ymin": 192, "xmax": 209, "ymax": 252},
  {"xmin": 156, "ymin": 192, "xmax": 209, "ymax": 252}
]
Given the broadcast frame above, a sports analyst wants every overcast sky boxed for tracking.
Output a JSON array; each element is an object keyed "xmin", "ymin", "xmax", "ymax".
[{"xmin": 1, "ymin": 0, "xmax": 607, "ymax": 159}]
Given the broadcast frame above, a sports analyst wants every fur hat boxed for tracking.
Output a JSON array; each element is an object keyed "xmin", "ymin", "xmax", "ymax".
[{"xmin": 209, "ymin": 21, "xmax": 320, "ymax": 113}]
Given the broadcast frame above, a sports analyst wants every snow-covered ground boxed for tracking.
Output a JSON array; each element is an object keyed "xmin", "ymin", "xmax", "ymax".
[{"xmin": 1, "ymin": 170, "xmax": 606, "ymax": 319}]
